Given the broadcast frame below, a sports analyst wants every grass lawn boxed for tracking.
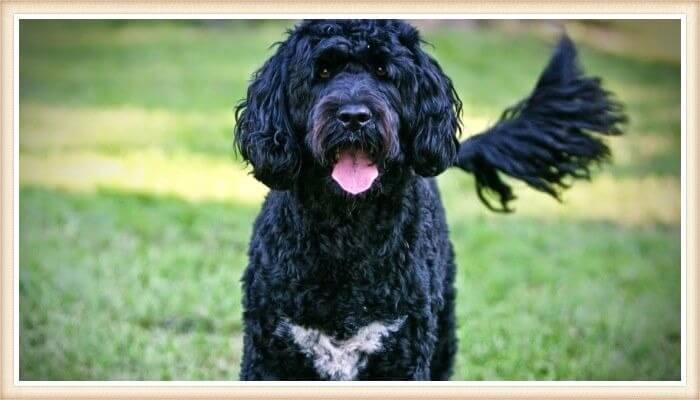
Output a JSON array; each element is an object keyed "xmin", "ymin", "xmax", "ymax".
[{"xmin": 19, "ymin": 20, "xmax": 681, "ymax": 380}]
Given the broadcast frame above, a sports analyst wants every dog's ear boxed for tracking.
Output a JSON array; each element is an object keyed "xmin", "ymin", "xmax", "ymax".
[
  {"xmin": 408, "ymin": 43, "xmax": 462, "ymax": 177},
  {"xmin": 456, "ymin": 35, "xmax": 627, "ymax": 212},
  {"xmin": 234, "ymin": 42, "xmax": 300, "ymax": 190}
]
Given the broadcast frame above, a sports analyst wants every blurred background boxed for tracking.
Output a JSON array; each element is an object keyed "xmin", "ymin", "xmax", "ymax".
[{"xmin": 19, "ymin": 19, "xmax": 681, "ymax": 380}]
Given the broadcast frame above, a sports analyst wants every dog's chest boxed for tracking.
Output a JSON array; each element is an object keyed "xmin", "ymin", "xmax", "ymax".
[
  {"xmin": 277, "ymin": 273, "xmax": 412, "ymax": 379},
  {"xmin": 276, "ymin": 316, "xmax": 406, "ymax": 380}
]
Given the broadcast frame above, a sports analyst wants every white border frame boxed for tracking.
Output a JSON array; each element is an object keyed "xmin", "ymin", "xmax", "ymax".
[{"xmin": 12, "ymin": 12, "xmax": 688, "ymax": 388}]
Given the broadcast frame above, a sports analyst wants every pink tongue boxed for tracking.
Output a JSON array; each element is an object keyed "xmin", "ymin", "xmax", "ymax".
[{"xmin": 331, "ymin": 151, "xmax": 378, "ymax": 195}]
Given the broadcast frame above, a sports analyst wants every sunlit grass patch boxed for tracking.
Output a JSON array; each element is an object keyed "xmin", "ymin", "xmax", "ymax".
[
  {"xmin": 610, "ymin": 134, "xmax": 676, "ymax": 165},
  {"xmin": 21, "ymin": 103, "xmax": 237, "ymax": 157},
  {"xmin": 440, "ymin": 171, "xmax": 680, "ymax": 227},
  {"xmin": 514, "ymin": 175, "xmax": 680, "ymax": 226},
  {"xmin": 21, "ymin": 104, "xmax": 177, "ymax": 152},
  {"xmin": 20, "ymin": 149, "xmax": 268, "ymax": 205}
]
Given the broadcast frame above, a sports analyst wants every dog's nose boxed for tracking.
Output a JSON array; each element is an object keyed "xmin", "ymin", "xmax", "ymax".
[{"xmin": 337, "ymin": 105, "xmax": 372, "ymax": 129}]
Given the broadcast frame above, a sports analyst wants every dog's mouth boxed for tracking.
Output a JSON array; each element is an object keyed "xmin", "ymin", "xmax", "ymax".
[{"xmin": 330, "ymin": 149, "xmax": 379, "ymax": 195}]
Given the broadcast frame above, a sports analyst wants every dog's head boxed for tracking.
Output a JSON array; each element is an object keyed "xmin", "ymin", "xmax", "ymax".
[{"xmin": 235, "ymin": 20, "xmax": 461, "ymax": 197}]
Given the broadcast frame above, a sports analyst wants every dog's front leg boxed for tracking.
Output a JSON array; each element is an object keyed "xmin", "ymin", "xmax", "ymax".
[
  {"xmin": 239, "ymin": 329, "xmax": 281, "ymax": 381},
  {"xmin": 410, "ymin": 361, "xmax": 432, "ymax": 380},
  {"xmin": 402, "ymin": 314, "xmax": 438, "ymax": 381}
]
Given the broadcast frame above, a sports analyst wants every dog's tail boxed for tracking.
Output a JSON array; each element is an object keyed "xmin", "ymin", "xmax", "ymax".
[{"xmin": 454, "ymin": 35, "xmax": 627, "ymax": 212}]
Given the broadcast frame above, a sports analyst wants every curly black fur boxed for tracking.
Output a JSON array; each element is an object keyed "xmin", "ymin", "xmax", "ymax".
[
  {"xmin": 455, "ymin": 35, "xmax": 626, "ymax": 212},
  {"xmin": 234, "ymin": 20, "xmax": 625, "ymax": 380}
]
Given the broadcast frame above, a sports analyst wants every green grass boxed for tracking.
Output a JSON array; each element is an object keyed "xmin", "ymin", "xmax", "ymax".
[{"xmin": 18, "ymin": 20, "xmax": 681, "ymax": 380}]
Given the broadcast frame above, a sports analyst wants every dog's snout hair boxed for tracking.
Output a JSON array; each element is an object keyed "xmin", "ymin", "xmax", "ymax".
[{"xmin": 307, "ymin": 74, "xmax": 399, "ymax": 165}]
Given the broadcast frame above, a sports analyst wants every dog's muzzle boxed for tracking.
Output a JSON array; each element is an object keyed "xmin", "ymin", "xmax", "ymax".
[
  {"xmin": 308, "ymin": 80, "xmax": 399, "ymax": 196},
  {"xmin": 326, "ymin": 103, "xmax": 377, "ymax": 194}
]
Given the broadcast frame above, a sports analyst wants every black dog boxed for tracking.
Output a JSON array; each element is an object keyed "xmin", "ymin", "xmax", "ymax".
[{"xmin": 234, "ymin": 20, "xmax": 625, "ymax": 380}]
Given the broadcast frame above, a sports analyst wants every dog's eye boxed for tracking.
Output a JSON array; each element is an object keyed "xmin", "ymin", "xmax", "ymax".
[
  {"xmin": 319, "ymin": 67, "xmax": 331, "ymax": 79},
  {"xmin": 375, "ymin": 66, "xmax": 387, "ymax": 77}
]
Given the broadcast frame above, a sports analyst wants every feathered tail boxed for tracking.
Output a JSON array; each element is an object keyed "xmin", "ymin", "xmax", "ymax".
[{"xmin": 455, "ymin": 35, "xmax": 627, "ymax": 212}]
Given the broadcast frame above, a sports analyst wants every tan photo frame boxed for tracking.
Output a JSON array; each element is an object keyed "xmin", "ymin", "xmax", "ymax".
[{"xmin": 1, "ymin": 1, "xmax": 697, "ymax": 399}]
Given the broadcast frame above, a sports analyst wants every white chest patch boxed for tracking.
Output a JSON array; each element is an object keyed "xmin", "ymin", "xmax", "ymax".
[{"xmin": 276, "ymin": 316, "xmax": 406, "ymax": 380}]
